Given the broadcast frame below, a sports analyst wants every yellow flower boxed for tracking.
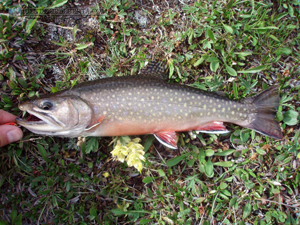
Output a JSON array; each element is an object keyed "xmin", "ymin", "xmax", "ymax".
[
  {"xmin": 103, "ymin": 172, "xmax": 109, "ymax": 178},
  {"xmin": 111, "ymin": 140, "xmax": 129, "ymax": 163},
  {"xmin": 110, "ymin": 137, "xmax": 145, "ymax": 173},
  {"xmin": 126, "ymin": 140, "xmax": 145, "ymax": 173}
]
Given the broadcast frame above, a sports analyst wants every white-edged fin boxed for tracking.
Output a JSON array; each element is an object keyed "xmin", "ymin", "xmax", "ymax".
[
  {"xmin": 84, "ymin": 122, "xmax": 101, "ymax": 131},
  {"xmin": 84, "ymin": 115, "xmax": 105, "ymax": 131},
  {"xmin": 195, "ymin": 130, "xmax": 230, "ymax": 134},
  {"xmin": 153, "ymin": 131, "xmax": 178, "ymax": 149}
]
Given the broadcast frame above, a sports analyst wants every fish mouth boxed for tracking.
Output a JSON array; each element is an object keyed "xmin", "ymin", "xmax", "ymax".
[{"xmin": 16, "ymin": 108, "xmax": 65, "ymax": 133}]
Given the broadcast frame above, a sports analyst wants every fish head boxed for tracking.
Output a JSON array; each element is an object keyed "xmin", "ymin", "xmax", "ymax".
[{"xmin": 16, "ymin": 95, "xmax": 93, "ymax": 137}]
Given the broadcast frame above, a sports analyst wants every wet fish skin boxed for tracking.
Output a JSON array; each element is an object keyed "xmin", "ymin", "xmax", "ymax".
[{"xmin": 16, "ymin": 63, "xmax": 283, "ymax": 149}]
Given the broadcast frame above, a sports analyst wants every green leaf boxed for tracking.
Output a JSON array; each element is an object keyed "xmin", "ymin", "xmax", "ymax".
[
  {"xmin": 233, "ymin": 81, "xmax": 238, "ymax": 98},
  {"xmin": 158, "ymin": 169, "xmax": 166, "ymax": 177},
  {"xmin": 256, "ymin": 148, "xmax": 267, "ymax": 155},
  {"xmin": 238, "ymin": 65, "xmax": 268, "ymax": 74},
  {"xmin": 207, "ymin": 29, "xmax": 215, "ymax": 41},
  {"xmin": 210, "ymin": 61, "xmax": 219, "ymax": 72},
  {"xmin": 26, "ymin": 18, "xmax": 37, "ymax": 34},
  {"xmin": 169, "ymin": 61, "xmax": 174, "ymax": 78},
  {"xmin": 243, "ymin": 203, "xmax": 252, "ymax": 219},
  {"xmin": 193, "ymin": 57, "xmax": 205, "ymax": 67},
  {"xmin": 220, "ymin": 182, "xmax": 228, "ymax": 190},
  {"xmin": 142, "ymin": 176, "xmax": 154, "ymax": 184},
  {"xmin": 283, "ymin": 110, "xmax": 299, "ymax": 126},
  {"xmin": 144, "ymin": 135, "xmax": 155, "ymax": 152},
  {"xmin": 205, "ymin": 158, "xmax": 214, "ymax": 178},
  {"xmin": 166, "ymin": 154, "xmax": 186, "ymax": 167},
  {"xmin": 90, "ymin": 207, "xmax": 97, "ymax": 217},
  {"xmin": 10, "ymin": 210, "xmax": 17, "ymax": 224},
  {"xmin": 75, "ymin": 42, "xmax": 94, "ymax": 50},
  {"xmin": 288, "ymin": 4, "xmax": 294, "ymax": 17},
  {"xmin": 37, "ymin": 144, "xmax": 48, "ymax": 158},
  {"xmin": 252, "ymin": 26, "xmax": 279, "ymax": 30},
  {"xmin": 225, "ymin": 65, "xmax": 237, "ymax": 76},
  {"xmin": 111, "ymin": 209, "xmax": 127, "ymax": 215},
  {"xmin": 269, "ymin": 34, "xmax": 280, "ymax": 42},
  {"xmin": 48, "ymin": 0, "xmax": 68, "ymax": 9},
  {"xmin": 205, "ymin": 149, "xmax": 214, "ymax": 157},
  {"xmin": 213, "ymin": 161, "xmax": 233, "ymax": 167},
  {"xmin": 214, "ymin": 149, "xmax": 235, "ymax": 156},
  {"xmin": 85, "ymin": 137, "xmax": 99, "ymax": 154},
  {"xmin": 140, "ymin": 219, "xmax": 152, "ymax": 224},
  {"xmin": 275, "ymin": 47, "xmax": 292, "ymax": 56},
  {"xmin": 222, "ymin": 23, "xmax": 233, "ymax": 34},
  {"xmin": 206, "ymin": 57, "xmax": 219, "ymax": 62},
  {"xmin": 15, "ymin": 214, "xmax": 22, "ymax": 225}
]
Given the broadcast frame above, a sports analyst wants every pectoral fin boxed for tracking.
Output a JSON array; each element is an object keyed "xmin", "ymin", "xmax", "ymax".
[
  {"xmin": 85, "ymin": 115, "xmax": 105, "ymax": 131},
  {"xmin": 154, "ymin": 131, "xmax": 178, "ymax": 149}
]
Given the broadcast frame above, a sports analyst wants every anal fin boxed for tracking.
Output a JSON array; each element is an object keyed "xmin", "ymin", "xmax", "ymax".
[
  {"xmin": 154, "ymin": 131, "xmax": 178, "ymax": 149},
  {"xmin": 195, "ymin": 121, "xmax": 230, "ymax": 134}
]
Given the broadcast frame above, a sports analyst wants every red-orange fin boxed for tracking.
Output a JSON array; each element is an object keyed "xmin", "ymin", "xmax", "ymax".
[
  {"xmin": 85, "ymin": 115, "xmax": 105, "ymax": 131},
  {"xmin": 195, "ymin": 121, "xmax": 230, "ymax": 134},
  {"xmin": 154, "ymin": 131, "xmax": 178, "ymax": 149}
]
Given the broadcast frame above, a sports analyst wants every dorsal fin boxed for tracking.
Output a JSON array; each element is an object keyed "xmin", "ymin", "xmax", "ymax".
[{"xmin": 139, "ymin": 60, "xmax": 168, "ymax": 79}]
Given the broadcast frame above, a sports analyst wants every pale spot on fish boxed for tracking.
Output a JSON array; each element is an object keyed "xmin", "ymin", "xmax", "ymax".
[
  {"xmin": 232, "ymin": 111, "xmax": 235, "ymax": 115},
  {"xmin": 212, "ymin": 108, "xmax": 216, "ymax": 112},
  {"xmin": 222, "ymin": 108, "xmax": 225, "ymax": 112}
]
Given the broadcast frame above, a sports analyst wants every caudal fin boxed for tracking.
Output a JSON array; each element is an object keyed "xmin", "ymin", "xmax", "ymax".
[{"xmin": 245, "ymin": 86, "xmax": 283, "ymax": 139}]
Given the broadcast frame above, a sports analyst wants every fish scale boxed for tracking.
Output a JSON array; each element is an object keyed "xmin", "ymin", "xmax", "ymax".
[{"xmin": 16, "ymin": 61, "xmax": 283, "ymax": 149}]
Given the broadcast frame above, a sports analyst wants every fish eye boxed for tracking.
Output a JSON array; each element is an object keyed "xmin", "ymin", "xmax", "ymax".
[{"xmin": 41, "ymin": 101, "xmax": 53, "ymax": 110}]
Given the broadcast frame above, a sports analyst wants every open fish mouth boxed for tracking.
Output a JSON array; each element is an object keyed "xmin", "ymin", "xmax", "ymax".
[{"xmin": 16, "ymin": 109, "xmax": 65, "ymax": 132}]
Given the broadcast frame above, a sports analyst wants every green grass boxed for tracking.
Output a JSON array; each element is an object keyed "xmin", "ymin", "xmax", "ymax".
[{"xmin": 0, "ymin": 0, "xmax": 299, "ymax": 224}]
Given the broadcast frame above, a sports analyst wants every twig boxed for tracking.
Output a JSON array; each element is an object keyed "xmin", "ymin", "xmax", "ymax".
[
  {"xmin": 0, "ymin": 13, "xmax": 81, "ymax": 31},
  {"xmin": 256, "ymin": 198, "xmax": 300, "ymax": 209}
]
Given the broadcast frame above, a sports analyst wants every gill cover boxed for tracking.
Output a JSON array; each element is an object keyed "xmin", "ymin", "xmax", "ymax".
[{"xmin": 17, "ymin": 95, "xmax": 93, "ymax": 137}]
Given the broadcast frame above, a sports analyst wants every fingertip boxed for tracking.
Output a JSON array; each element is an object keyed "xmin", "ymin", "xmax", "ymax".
[
  {"xmin": 0, "ymin": 125, "xmax": 23, "ymax": 147},
  {"xmin": 7, "ymin": 127, "xmax": 23, "ymax": 143}
]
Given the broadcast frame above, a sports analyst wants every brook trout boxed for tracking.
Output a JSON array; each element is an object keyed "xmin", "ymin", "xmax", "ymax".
[{"xmin": 16, "ymin": 61, "xmax": 283, "ymax": 149}]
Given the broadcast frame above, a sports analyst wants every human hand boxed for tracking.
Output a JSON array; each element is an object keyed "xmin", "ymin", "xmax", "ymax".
[{"xmin": 0, "ymin": 110, "xmax": 23, "ymax": 147}]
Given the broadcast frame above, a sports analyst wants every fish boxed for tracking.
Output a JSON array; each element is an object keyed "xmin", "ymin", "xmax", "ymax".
[{"xmin": 16, "ymin": 61, "xmax": 283, "ymax": 149}]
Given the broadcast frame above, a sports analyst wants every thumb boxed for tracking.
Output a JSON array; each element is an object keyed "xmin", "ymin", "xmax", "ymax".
[{"xmin": 0, "ymin": 125, "xmax": 23, "ymax": 147}]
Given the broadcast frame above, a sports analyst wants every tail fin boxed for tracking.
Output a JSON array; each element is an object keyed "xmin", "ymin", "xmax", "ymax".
[{"xmin": 244, "ymin": 86, "xmax": 283, "ymax": 139}]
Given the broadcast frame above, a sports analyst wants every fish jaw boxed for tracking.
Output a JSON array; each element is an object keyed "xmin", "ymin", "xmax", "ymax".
[{"xmin": 17, "ymin": 95, "xmax": 94, "ymax": 137}]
